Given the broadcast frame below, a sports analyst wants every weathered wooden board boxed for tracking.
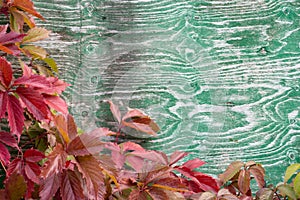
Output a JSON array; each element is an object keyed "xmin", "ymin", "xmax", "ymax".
[{"xmin": 34, "ymin": 0, "xmax": 300, "ymax": 184}]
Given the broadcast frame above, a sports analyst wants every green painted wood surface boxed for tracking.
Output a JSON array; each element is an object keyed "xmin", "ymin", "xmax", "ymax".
[{"xmin": 35, "ymin": 0, "xmax": 300, "ymax": 184}]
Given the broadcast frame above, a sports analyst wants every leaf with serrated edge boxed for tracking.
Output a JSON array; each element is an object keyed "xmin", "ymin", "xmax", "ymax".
[
  {"xmin": 219, "ymin": 161, "xmax": 244, "ymax": 184},
  {"xmin": 7, "ymin": 94, "xmax": 24, "ymax": 140},
  {"xmin": 60, "ymin": 169, "xmax": 85, "ymax": 200},
  {"xmin": 238, "ymin": 169, "xmax": 250, "ymax": 195},
  {"xmin": 67, "ymin": 132, "xmax": 105, "ymax": 156},
  {"xmin": 0, "ymin": 57, "xmax": 12, "ymax": 88},
  {"xmin": 43, "ymin": 94, "xmax": 68, "ymax": 114},
  {"xmin": 22, "ymin": 27, "xmax": 50, "ymax": 43},
  {"xmin": 0, "ymin": 143, "xmax": 10, "ymax": 166},
  {"xmin": 249, "ymin": 165, "xmax": 265, "ymax": 188},
  {"xmin": 24, "ymin": 149, "xmax": 45, "ymax": 163},
  {"xmin": 0, "ymin": 131, "xmax": 18, "ymax": 149},
  {"xmin": 169, "ymin": 151, "xmax": 189, "ymax": 166},
  {"xmin": 76, "ymin": 156, "xmax": 105, "ymax": 198},
  {"xmin": 0, "ymin": 92, "xmax": 7, "ymax": 118},
  {"xmin": 43, "ymin": 58, "xmax": 58, "ymax": 73},
  {"xmin": 39, "ymin": 173, "xmax": 61, "ymax": 200},
  {"xmin": 284, "ymin": 163, "xmax": 300, "ymax": 183},
  {"xmin": 22, "ymin": 45, "xmax": 48, "ymax": 59},
  {"xmin": 16, "ymin": 87, "xmax": 49, "ymax": 121},
  {"xmin": 277, "ymin": 184, "xmax": 297, "ymax": 200},
  {"xmin": 14, "ymin": 75, "xmax": 51, "ymax": 89}
]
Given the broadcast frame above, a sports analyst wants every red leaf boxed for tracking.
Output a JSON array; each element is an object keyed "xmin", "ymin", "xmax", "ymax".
[
  {"xmin": 193, "ymin": 172, "xmax": 220, "ymax": 193},
  {"xmin": 129, "ymin": 150, "xmax": 168, "ymax": 166},
  {"xmin": 0, "ymin": 92, "xmax": 8, "ymax": 118},
  {"xmin": 121, "ymin": 141, "xmax": 145, "ymax": 152},
  {"xmin": 39, "ymin": 173, "xmax": 61, "ymax": 200},
  {"xmin": 0, "ymin": 142, "xmax": 10, "ymax": 166},
  {"xmin": 106, "ymin": 100, "xmax": 121, "ymax": 123},
  {"xmin": 0, "ymin": 57, "xmax": 12, "ymax": 88},
  {"xmin": 169, "ymin": 151, "xmax": 189, "ymax": 166},
  {"xmin": 249, "ymin": 165, "xmax": 265, "ymax": 188},
  {"xmin": 14, "ymin": 75, "xmax": 51, "ymax": 89},
  {"xmin": 43, "ymin": 94, "xmax": 68, "ymax": 114},
  {"xmin": 67, "ymin": 132, "xmax": 105, "ymax": 156},
  {"xmin": 41, "ymin": 144, "xmax": 67, "ymax": 179},
  {"xmin": 60, "ymin": 169, "xmax": 85, "ymax": 200},
  {"xmin": 6, "ymin": 158, "xmax": 22, "ymax": 177},
  {"xmin": 24, "ymin": 162, "xmax": 41, "ymax": 184},
  {"xmin": 16, "ymin": 87, "xmax": 50, "ymax": 120},
  {"xmin": 238, "ymin": 169, "xmax": 251, "ymax": 195},
  {"xmin": 12, "ymin": 0, "xmax": 44, "ymax": 20},
  {"xmin": 7, "ymin": 94, "xmax": 24, "ymax": 139},
  {"xmin": 0, "ymin": 131, "xmax": 18, "ymax": 149},
  {"xmin": 5, "ymin": 172, "xmax": 27, "ymax": 200},
  {"xmin": 76, "ymin": 156, "xmax": 105, "ymax": 198},
  {"xmin": 41, "ymin": 77, "xmax": 70, "ymax": 94},
  {"xmin": 182, "ymin": 158, "xmax": 206, "ymax": 170},
  {"xmin": 24, "ymin": 149, "xmax": 45, "ymax": 162}
]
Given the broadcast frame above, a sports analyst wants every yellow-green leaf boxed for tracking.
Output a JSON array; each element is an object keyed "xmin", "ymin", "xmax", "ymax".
[
  {"xmin": 284, "ymin": 163, "xmax": 300, "ymax": 183},
  {"xmin": 43, "ymin": 57, "xmax": 58, "ymax": 73},
  {"xmin": 277, "ymin": 184, "xmax": 297, "ymax": 200},
  {"xmin": 22, "ymin": 27, "xmax": 50, "ymax": 43},
  {"xmin": 294, "ymin": 173, "xmax": 300, "ymax": 197},
  {"xmin": 22, "ymin": 45, "xmax": 48, "ymax": 59}
]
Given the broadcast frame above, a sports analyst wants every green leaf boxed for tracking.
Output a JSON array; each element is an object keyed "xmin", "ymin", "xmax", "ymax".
[
  {"xmin": 22, "ymin": 27, "xmax": 50, "ymax": 43},
  {"xmin": 284, "ymin": 163, "xmax": 300, "ymax": 183},
  {"xmin": 43, "ymin": 58, "xmax": 58, "ymax": 73},
  {"xmin": 219, "ymin": 161, "xmax": 244, "ymax": 184},
  {"xmin": 277, "ymin": 184, "xmax": 297, "ymax": 200},
  {"xmin": 294, "ymin": 173, "xmax": 300, "ymax": 197},
  {"xmin": 6, "ymin": 173, "xmax": 27, "ymax": 200}
]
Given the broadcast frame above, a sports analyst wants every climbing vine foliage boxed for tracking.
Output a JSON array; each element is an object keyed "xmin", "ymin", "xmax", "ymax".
[{"xmin": 0, "ymin": 1, "xmax": 299, "ymax": 200}]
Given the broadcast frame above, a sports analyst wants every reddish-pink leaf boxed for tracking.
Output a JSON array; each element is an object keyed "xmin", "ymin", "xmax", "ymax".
[
  {"xmin": 60, "ymin": 169, "xmax": 85, "ymax": 200},
  {"xmin": 43, "ymin": 94, "xmax": 68, "ymax": 114},
  {"xmin": 121, "ymin": 141, "xmax": 145, "ymax": 152},
  {"xmin": 76, "ymin": 156, "xmax": 105, "ymax": 198},
  {"xmin": 122, "ymin": 121, "xmax": 158, "ymax": 136},
  {"xmin": 169, "ymin": 151, "xmax": 189, "ymax": 166},
  {"xmin": 122, "ymin": 109, "xmax": 147, "ymax": 121},
  {"xmin": 24, "ymin": 162, "xmax": 41, "ymax": 184},
  {"xmin": 106, "ymin": 100, "xmax": 121, "ymax": 123},
  {"xmin": 5, "ymin": 172, "xmax": 27, "ymax": 200},
  {"xmin": 14, "ymin": 75, "xmax": 51, "ymax": 89},
  {"xmin": 249, "ymin": 165, "xmax": 265, "ymax": 188},
  {"xmin": 182, "ymin": 158, "xmax": 206, "ymax": 170},
  {"xmin": 67, "ymin": 132, "xmax": 105, "ymax": 156},
  {"xmin": 238, "ymin": 169, "xmax": 251, "ymax": 195},
  {"xmin": 24, "ymin": 149, "xmax": 45, "ymax": 163},
  {"xmin": 7, "ymin": 94, "xmax": 24, "ymax": 139},
  {"xmin": 129, "ymin": 190, "xmax": 149, "ymax": 200},
  {"xmin": 219, "ymin": 161, "xmax": 244, "ymax": 184},
  {"xmin": 0, "ymin": 131, "xmax": 18, "ymax": 149},
  {"xmin": 41, "ymin": 144, "xmax": 67, "ymax": 178},
  {"xmin": 129, "ymin": 150, "xmax": 168, "ymax": 166},
  {"xmin": 0, "ymin": 143, "xmax": 10, "ymax": 166},
  {"xmin": 87, "ymin": 127, "xmax": 116, "ymax": 137},
  {"xmin": 148, "ymin": 189, "xmax": 168, "ymax": 200},
  {"xmin": 0, "ymin": 30, "xmax": 26, "ymax": 45},
  {"xmin": 16, "ymin": 87, "xmax": 50, "ymax": 120},
  {"xmin": 0, "ymin": 57, "xmax": 12, "ymax": 88},
  {"xmin": 41, "ymin": 77, "xmax": 70, "ymax": 94},
  {"xmin": 6, "ymin": 158, "xmax": 22, "ymax": 177},
  {"xmin": 0, "ymin": 92, "xmax": 8, "ymax": 118},
  {"xmin": 54, "ymin": 114, "xmax": 77, "ymax": 144},
  {"xmin": 25, "ymin": 179, "xmax": 35, "ymax": 199},
  {"xmin": 193, "ymin": 172, "xmax": 220, "ymax": 193},
  {"xmin": 39, "ymin": 173, "xmax": 61, "ymax": 200}
]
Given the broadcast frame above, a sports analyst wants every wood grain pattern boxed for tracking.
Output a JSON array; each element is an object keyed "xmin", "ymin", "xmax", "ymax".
[{"xmin": 34, "ymin": 0, "xmax": 300, "ymax": 184}]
